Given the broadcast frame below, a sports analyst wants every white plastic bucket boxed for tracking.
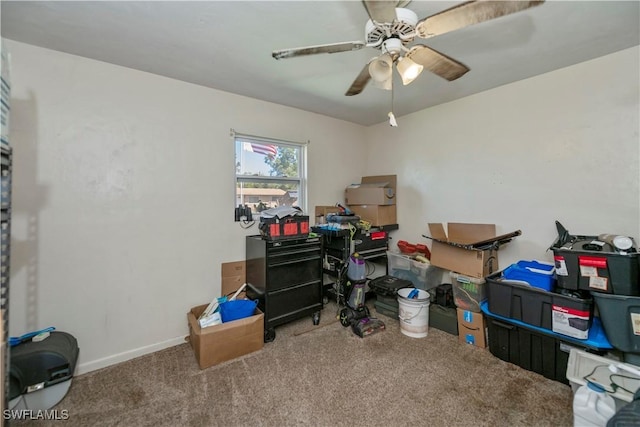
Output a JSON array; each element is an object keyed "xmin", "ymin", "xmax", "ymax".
[{"xmin": 397, "ymin": 288, "xmax": 430, "ymax": 338}]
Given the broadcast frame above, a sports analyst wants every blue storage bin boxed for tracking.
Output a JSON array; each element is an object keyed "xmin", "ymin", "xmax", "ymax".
[{"xmin": 503, "ymin": 260, "xmax": 556, "ymax": 291}]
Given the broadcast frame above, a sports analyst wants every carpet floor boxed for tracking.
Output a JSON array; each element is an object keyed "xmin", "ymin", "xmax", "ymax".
[{"xmin": 14, "ymin": 302, "xmax": 574, "ymax": 427}]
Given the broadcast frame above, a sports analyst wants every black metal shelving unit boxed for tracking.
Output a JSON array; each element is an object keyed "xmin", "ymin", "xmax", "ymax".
[
  {"xmin": 312, "ymin": 225, "xmax": 394, "ymax": 302},
  {"xmin": 1, "ymin": 42, "xmax": 11, "ymax": 419}
]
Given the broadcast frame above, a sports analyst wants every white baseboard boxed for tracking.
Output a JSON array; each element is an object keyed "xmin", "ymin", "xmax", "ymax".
[{"xmin": 76, "ymin": 335, "xmax": 187, "ymax": 375}]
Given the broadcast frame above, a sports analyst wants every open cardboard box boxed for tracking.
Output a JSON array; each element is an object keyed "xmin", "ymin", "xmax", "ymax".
[
  {"xmin": 345, "ymin": 175, "xmax": 396, "ymax": 206},
  {"xmin": 187, "ymin": 303, "xmax": 264, "ymax": 369},
  {"xmin": 425, "ymin": 223, "xmax": 521, "ymax": 278}
]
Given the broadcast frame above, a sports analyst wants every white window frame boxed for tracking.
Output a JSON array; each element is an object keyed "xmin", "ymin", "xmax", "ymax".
[{"xmin": 232, "ymin": 130, "xmax": 307, "ymax": 214}]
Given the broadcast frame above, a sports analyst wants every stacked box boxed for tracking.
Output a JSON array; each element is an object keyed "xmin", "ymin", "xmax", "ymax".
[
  {"xmin": 457, "ymin": 309, "xmax": 487, "ymax": 348},
  {"xmin": 345, "ymin": 175, "xmax": 397, "ymax": 226},
  {"xmin": 450, "ymin": 272, "xmax": 486, "ymax": 313}
]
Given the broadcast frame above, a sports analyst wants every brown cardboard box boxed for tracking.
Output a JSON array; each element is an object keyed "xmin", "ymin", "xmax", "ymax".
[
  {"xmin": 350, "ymin": 205, "xmax": 397, "ymax": 226},
  {"xmin": 314, "ymin": 205, "xmax": 341, "ymax": 218},
  {"xmin": 457, "ymin": 308, "xmax": 487, "ymax": 348},
  {"xmin": 187, "ymin": 304, "xmax": 264, "ymax": 369},
  {"xmin": 222, "ymin": 261, "xmax": 246, "ymax": 298},
  {"xmin": 426, "ymin": 223, "xmax": 521, "ymax": 278},
  {"xmin": 345, "ymin": 175, "xmax": 396, "ymax": 206}
]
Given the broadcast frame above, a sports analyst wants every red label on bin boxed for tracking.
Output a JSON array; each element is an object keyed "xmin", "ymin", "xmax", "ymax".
[
  {"xmin": 283, "ymin": 222, "xmax": 298, "ymax": 235},
  {"xmin": 269, "ymin": 224, "xmax": 280, "ymax": 237},
  {"xmin": 370, "ymin": 231, "xmax": 386, "ymax": 240},
  {"xmin": 578, "ymin": 256, "xmax": 607, "ymax": 269}
]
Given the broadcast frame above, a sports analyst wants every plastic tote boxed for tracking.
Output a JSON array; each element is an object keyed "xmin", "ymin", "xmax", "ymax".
[{"xmin": 220, "ymin": 299, "xmax": 258, "ymax": 323}]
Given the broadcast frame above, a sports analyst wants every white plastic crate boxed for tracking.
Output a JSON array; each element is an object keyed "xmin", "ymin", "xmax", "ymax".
[{"xmin": 566, "ymin": 348, "xmax": 640, "ymax": 411}]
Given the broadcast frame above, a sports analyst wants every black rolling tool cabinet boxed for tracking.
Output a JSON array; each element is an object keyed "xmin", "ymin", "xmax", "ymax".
[{"xmin": 245, "ymin": 235, "xmax": 323, "ymax": 342}]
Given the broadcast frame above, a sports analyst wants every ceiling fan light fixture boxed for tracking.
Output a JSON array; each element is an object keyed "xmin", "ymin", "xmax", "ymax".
[
  {"xmin": 396, "ymin": 56, "xmax": 424, "ymax": 85},
  {"xmin": 368, "ymin": 53, "xmax": 393, "ymax": 82}
]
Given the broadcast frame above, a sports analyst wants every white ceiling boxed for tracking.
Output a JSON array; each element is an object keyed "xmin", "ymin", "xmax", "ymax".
[{"xmin": 1, "ymin": 1, "xmax": 639, "ymax": 126}]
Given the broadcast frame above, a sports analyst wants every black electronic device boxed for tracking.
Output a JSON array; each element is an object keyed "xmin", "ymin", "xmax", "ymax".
[
  {"xmin": 9, "ymin": 331, "xmax": 79, "ymax": 407},
  {"xmin": 436, "ymin": 284, "xmax": 455, "ymax": 308},
  {"xmin": 369, "ymin": 275, "xmax": 413, "ymax": 297}
]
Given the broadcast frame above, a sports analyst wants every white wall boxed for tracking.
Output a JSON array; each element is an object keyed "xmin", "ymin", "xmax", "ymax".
[
  {"xmin": 365, "ymin": 47, "xmax": 640, "ymax": 269},
  {"xmin": 5, "ymin": 39, "xmax": 367, "ymax": 373},
  {"xmin": 7, "ymin": 39, "xmax": 640, "ymax": 374}
]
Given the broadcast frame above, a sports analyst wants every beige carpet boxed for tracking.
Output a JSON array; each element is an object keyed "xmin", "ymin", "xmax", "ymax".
[{"xmin": 15, "ymin": 303, "xmax": 574, "ymax": 427}]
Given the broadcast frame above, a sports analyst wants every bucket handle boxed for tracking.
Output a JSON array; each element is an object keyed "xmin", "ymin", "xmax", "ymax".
[{"xmin": 398, "ymin": 304, "xmax": 426, "ymax": 322}]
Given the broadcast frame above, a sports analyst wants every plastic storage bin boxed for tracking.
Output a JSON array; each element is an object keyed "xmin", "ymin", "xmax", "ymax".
[
  {"xmin": 486, "ymin": 271, "xmax": 593, "ymax": 339},
  {"xmin": 450, "ymin": 272, "xmax": 486, "ymax": 312},
  {"xmin": 482, "ymin": 302, "xmax": 610, "ymax": 385},
  {"xmin": 592, "ymin": 292, "xmax": 640, "ymax": 365},
  {"xmin": 551, "ymin": 235, "xmax": 639, "ymax": 295},
  {"xmin": 502, "ymin": 260, "xmax": 556, "ymax": 291},
  {"xmin": 387, "ymin": 251, "xmax": 441, "ymax": 291}
]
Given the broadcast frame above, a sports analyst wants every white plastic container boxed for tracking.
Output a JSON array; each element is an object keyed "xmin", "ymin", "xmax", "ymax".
[
  {"xmin": 573, "ymin": 382, "xmax": 616, "ymax": 427},
  {"xmin": 566, "ymin": 348, "xmax": 640, "ymax": 411}
]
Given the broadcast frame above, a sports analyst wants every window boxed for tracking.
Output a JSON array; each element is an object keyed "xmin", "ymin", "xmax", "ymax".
[{"xmin": 234, "ymin": 132, "xmax": 307, "ymax": 215}]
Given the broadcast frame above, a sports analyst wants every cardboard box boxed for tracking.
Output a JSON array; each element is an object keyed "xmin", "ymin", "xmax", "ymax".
[
  {"xmin": 314, "ymin": 205, "xmax": 341, "ymax": 219},
  {"xmin": 425, "ymin": 223, "xmax": 521, "ymax": 278},
  {"xmin": 350, "ymin": 205, "xmax": 397, "ymax": 226},
  {"xmin": 457, "ymin": 308, "xmax": 487, "ymax": 348},
  {"xmin": 345, "ymin": 175, "xmax": 396, "ymax": 206},
  {"xmin": 187, "ymin": 304, "xmax": 264, "ymax": 369},
  {"xmin": 222, "ymin": 261, "xmax": 246, "ymax": 298}
]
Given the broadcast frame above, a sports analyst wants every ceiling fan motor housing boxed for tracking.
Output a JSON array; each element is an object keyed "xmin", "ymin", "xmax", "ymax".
[{"xmin": 365, "ymin": 8, "xmax": 418, "ymax": 49}]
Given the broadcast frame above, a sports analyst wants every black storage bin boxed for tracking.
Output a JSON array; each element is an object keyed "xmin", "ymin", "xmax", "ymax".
[
  {"xmin": 374, "ymin": 300, "xmax": 398, "ymax": 319},
  {"xmin": 429, "ymin": 304, "xmax": 458, "ymax": 335},
  {"xmin": 486, "ymin": 272, "xmax": 593, "ymax": 339},
  {"xmin": 592, "ymin": 292, "xmax": 640, "ymax": 365},
  {"xmin": 485, "ymin": 316, "xmax": 606, "ymax": 385},
  {"xmin": 551, "ymin": 235, "xmax": 639, "ymax": 295}
]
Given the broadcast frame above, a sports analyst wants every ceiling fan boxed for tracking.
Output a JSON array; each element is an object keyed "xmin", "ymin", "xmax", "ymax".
[{"xmin": 272, "ymin": 0, "xmax": 545, "ymax": 96}]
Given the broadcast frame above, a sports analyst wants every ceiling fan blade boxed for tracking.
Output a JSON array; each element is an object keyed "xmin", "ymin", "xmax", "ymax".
[
  {"xmin": 272, "ymin": 41, "xmax": 365, "ymax": 60},
  {"xmin": 415, "ymin": 1, "xmax": 544, "ymax": 38},
  {"xmin": 362, "ymin": 0, "xmax": 398, "ymax": 23},
  {"xmin": 407, "ymin": 45, "xmax": 469, "ymax": 81},
  {"xmin": 345, "ymin": 63, "xmax": 372, "ymax": 96}
]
